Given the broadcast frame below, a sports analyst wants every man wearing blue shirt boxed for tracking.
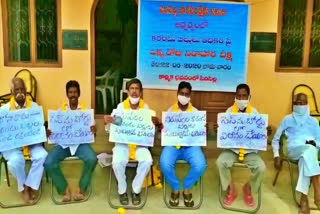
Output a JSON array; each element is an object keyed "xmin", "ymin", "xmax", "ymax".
[{"xmin": 273, "ymin": 93, "xmax": 320, "ymax": 214}]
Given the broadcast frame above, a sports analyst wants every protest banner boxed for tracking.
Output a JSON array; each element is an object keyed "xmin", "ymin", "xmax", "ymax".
[
  {"xmin": 0, "ymin": 107, "xmax": 46, "ymax": 152},
  {"xmin": 48, "ymin": 109, "xmax": 94, "ymax": 145},
  {"xmin": 161, "ymin": 111, "xmax": 206, "ymax": 146},
  {"xmin": 217, "ymin": 113, "xmax": 268, "ymax": 150},
  {"xmin": 109, "ymin": 109, "xmax": 155, "ymax": 146}
]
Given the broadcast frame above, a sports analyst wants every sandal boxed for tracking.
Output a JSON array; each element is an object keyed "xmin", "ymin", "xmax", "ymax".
[
  {"xmin": 223, "ymin": 189, "xmax": 237, "ymax": 206},
  {"xmin": 183, "ymin": 192, "xmax": 194, "ymax": 207},
  {"xmin": 242, "ymin": 186, "xmax": 255, "ymax": 207},
  {"xmin": 169, "ymin": 192, "xmax": 179, "ymax": 207}
]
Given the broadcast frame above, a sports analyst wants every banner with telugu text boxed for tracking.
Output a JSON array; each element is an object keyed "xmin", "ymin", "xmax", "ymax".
[
  {"xmin": 109, "ymin": 109, "xmax": 156, "ymax": 147},
  {"xmin": 161, "ymin": 111, "xmax": 207, "ymax": 146},
  {"xmin": 48, "ymin": 110, "xmax": 95, "ymax": 145},
  {"xmin": 0, "ymin": 107, "xmax": 47, "ymax": 152},
  {"xmin": 137, "ymin": 0, "xmax": 249, "ymax": 91},
  {"xmin": 217, "ymin": 113, "xmax": 268, "ymax": 151}
]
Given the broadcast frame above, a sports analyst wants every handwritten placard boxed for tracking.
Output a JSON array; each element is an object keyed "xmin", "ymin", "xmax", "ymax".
[
  {"xmin": 0, "ymin": 107, "xmax": 46, "ymax": 152},
  {"xmin": 161, "ymin": 111, "xmax": 206, "ymax": 146},
  {"xmin": 217, "ymin": 113, "xmax": 268, "ymax": 150},
  {"xmin": 109, "ymin": 109, "xmax": 155, "ymax": 146},
  {"xmin": 48, "ymin": 110, "xmax": 94, "ymax": 145}
]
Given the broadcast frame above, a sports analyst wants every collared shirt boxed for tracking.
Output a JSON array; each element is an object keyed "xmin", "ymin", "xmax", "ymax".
[
  {"xmin": 225, "ymin": 105, "xmax": 259, "ymax": 154},
  {"xmin": 15, "ymin": 101, "xmax": 26, "ymax": 109},
  {"xmin": 272, "ymin": 114, "xmax": 320, "ymax": 157},
  {"xmin": 58, "ymin": 103, "xmax": 91, "ymax": 155}
]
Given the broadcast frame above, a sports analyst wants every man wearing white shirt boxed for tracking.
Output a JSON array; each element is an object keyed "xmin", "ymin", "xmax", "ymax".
[
  {"xmin": 104, "ymin": 78, "xmax": 160, "ymax": 206},
  {"xmin": 1, "ymin": 78, "xmax": 48, "ymax": 204},
  {"xmin": 273, "ymin": 93, "xmax": 320, "ymax": 214},
  {"xmin": 216, "ymin": 84, "xmax": 265, "ymax": 207},
  {"xmin": 45, "ymin": 81, "xmax": 97, "ymax": 202}
]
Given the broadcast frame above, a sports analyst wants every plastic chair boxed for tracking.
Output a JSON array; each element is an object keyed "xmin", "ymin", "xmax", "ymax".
[
  {"xmin": 163, "ymin": 160, "xmax": 203, "ymax": 210},
  {"xmin": 107, "ymin": 160, "xmax": 148, "ymax": 209},
  {"xmin": 119, "ymin": 78, "xmax": 132, "ymax": 102},
  {"xmin": 272, "ymin": 134, "xmax": 320, "ymax": 210},
  {"xmin": 96, "ymin": 69, "xmax": 119, "ymax": 113},
  {"xmin": 292, "ymin": 84, "xmax": 320, "ymax": 123},
  {"xmin": 50, "ymin": 156, "xmax": 92, "ymax": 205},
  {"xmin": 0, "ymin": 153, "xmax": 46, "ymax": 208},
  {"xmin": 218, "ymin": 162, "xmax": 262, "ymax": 213}
]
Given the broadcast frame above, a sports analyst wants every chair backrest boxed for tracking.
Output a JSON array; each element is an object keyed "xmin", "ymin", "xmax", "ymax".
[
  {"xmin": 123, "ymin": 78, "xmax": 132, "ymax": 91},
  {"xmin": 279, "ymin": 133, "xmax": 288, "ymax": 158},
  {"xmin": 14, "ymin": 69, "xmax": 37, "ymax": 101},
  {"xmin": 292, "ymin": 84, "xmax": 319, "ymax": 114}
]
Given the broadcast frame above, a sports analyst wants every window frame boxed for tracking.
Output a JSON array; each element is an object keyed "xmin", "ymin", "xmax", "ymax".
[
  {"xmin": 276, "ymin": 0, "xmax": 320, "ymax": 73},
  {"xmin": 1, "ymin": 0, "xmax": 62, "ymax": 67}
]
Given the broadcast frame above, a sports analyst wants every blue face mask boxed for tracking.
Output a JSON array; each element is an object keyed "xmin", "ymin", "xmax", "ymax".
[{"xmin": 293, "ymin": 105, "xmax": 309, "ymax": 116}]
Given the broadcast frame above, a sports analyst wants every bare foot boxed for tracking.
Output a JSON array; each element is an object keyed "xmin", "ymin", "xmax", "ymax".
[
  {"xmin": 300, "ymin": 194, "xmax": 310, "ymax": 214},
  {"xmin": 21, "ymin": 187, "xmax": 30, "ymax": 203},
  {"xmin": 73, "ymin": 186, "xmax": 85, "ymax": 201},
  {"xmin": 62, "ymin": 187, "xmax": 72, "ymax": 202},
  {"xmin": 28, "ymin": 188, "xmax": 36, "ymax": 203}
]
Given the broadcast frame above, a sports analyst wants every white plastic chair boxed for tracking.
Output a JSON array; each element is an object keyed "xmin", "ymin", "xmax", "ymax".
[
  {"xmin": 96, "ymin": 69, "xmax": 118, "ymax": 112},
  {"xmin": 119, "ymin": 78, "xmax": 132, "ymax": 102}
]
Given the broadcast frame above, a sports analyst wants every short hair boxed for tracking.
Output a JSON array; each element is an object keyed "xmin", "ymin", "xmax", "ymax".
[
  {"xmin": 294, "ymin": 93, "xmax": 308, "ymax": 102},
  {"xmin": 11, "ymin": 77, "xmax": 26, "ymax": 91},
  {"xmin": 236, "ymin": 83, "xmax": 250, "ymax": 95},
  {"xmin": 126, "ymin": 78, "xmax": 143, "ymax": 91},
  {"xmin": 66, "ymin": 80, "xmax": 80, "ymax": 95},
  {"xmin": 178, "ymin": 81, "xmax": 192, "ymax": 93}
]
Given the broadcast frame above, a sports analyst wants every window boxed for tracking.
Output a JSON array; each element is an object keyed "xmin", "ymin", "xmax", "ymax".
[
  {"xmin": 276, "ymin": 0, "xmax": 320, "ymax": 72},
  {"xmin": 1, "ymin": 0, "xmax": 61, "ymax": 67}
]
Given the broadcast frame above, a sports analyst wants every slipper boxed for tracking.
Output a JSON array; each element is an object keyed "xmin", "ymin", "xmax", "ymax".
[
  {"xmin": 223, "ymin": 189, "xmax": 237, "ymax": 206},
  {"xmin": 242, "ymin": 186, "xmax": 255, "ymax": 207}
]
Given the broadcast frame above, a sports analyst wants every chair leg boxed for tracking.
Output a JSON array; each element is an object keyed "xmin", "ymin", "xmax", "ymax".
[
  {"xmin": 110, "ymin": 88, "xmax": 114, "ymax": 107},
  {"xmin": 102, "ymin": 90, "xmax": 108, "ymax": 113},
  {"xmin": 107, "ymin": 166, "xmax": 148, "ymax": 209},
  {"xmin": 4, "ymin": 160, "xmax": 10, "ymax": 187},
  {"xmin": 218, "ymin": 178, "xmax": 262, "ymax": 213},
  {"xmin": 0, "ymin": 181, "xmax": 42, "ymax": 208},
  {"xmin": 273, "ymin": 159, "xmax": 285, "ymax": 186},
  {"xmin": 288, "ymin": 161, "xmax": 300, "ymax": 207},
  {"xmin": 273, "ymin": 170, "xmax": 281, "ymax": 186},
  {"xmin": 163, "ymin": 175, "xmax": 203, "ymax": 209},
  {"xmin": 45, "ymin": 171, "xmax": 49, "ymax": 183}
]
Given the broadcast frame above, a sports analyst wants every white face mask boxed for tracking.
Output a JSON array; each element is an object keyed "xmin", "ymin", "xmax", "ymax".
[
  {"xmin": 129, "ymin": 96, "xmax": 140, "ymax": 105},
  {"xmin": 178, "ymin": 95, "xmax": 190, "ymax": 105},
  {"xmin": 293, "ymin": 105, "xmax": 309, "ymax": 116},
  {"xmin": 235, "ymin": 98, "xmax": 249, "ymax": 111}
]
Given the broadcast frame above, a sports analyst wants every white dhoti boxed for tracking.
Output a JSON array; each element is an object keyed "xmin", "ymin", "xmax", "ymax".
[
  {"xmin": 288, "ymin": 144, "xmax": 320, "ymax": 195},
  {"xmin": 2, "ymin": 144, "xmax": 48, "ymax": 192},
  {"xmin": 112, "ymin": 143, "xmax": 152, "ymax": 194}
]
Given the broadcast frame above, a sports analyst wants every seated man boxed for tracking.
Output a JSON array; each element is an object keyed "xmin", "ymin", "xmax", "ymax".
[
  {"xmin": 216, "ymin": 83, "xmax": 265, "ymax": 207},
  {"xmin": 45, "ymin": 80, "xmax": 97, "ymax": 202},
  {"xmin": 1, "ymin": 77, "xmax": 48, "ymax": 203},
  {"xmin": 273, "ymin": 93, "xmax": 320, "ymax": 214},
  {"xmin": 160, "ymin": 81, "xmax": 207, "ymax": 207},
  {"xmin": 104, "ymin": 78, "xmax": 160, "ymax": 205}
]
